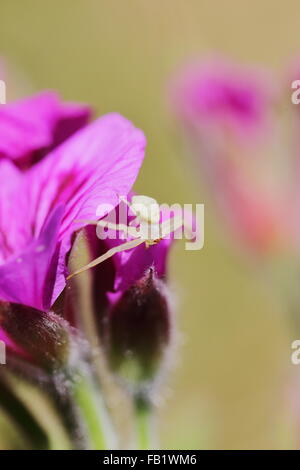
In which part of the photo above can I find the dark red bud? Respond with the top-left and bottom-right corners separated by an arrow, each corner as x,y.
0,301 -> 72,372
106,268 -> 172,385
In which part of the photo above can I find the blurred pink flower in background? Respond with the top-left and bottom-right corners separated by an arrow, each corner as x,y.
170,57 -> 294,257
170,55 -> 300,446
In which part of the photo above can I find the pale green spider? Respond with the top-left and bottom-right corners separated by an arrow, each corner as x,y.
67,195 -> 190,279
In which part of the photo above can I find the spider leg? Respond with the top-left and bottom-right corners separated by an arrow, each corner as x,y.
67,237 -> 145,279
75,219 -> 139,238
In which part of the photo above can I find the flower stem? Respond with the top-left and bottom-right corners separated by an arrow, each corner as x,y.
71,369 -> 115,450
52,367 -> 115,450
134,395 -> 155,450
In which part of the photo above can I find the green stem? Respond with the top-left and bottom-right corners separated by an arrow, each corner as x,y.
134,395 -> 154,450
72,370 -> 115,450
52,367 -> 115,450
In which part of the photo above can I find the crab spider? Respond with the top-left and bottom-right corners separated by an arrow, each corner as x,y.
67,195 -> 193,279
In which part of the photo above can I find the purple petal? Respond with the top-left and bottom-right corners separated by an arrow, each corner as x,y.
0,91 -> 90,168
0,160 -> 30,263
0,205 -> 64,310
113,240 -> 171,292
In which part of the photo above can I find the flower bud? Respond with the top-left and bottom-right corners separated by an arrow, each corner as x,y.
0,301 -> 72,372
105,268 -> 172,387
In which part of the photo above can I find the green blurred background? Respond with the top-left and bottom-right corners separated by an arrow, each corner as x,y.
1,0 -> 299,449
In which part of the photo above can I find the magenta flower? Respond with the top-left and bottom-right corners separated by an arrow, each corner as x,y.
0,93 -> 146,351
171,57 -> 288,255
